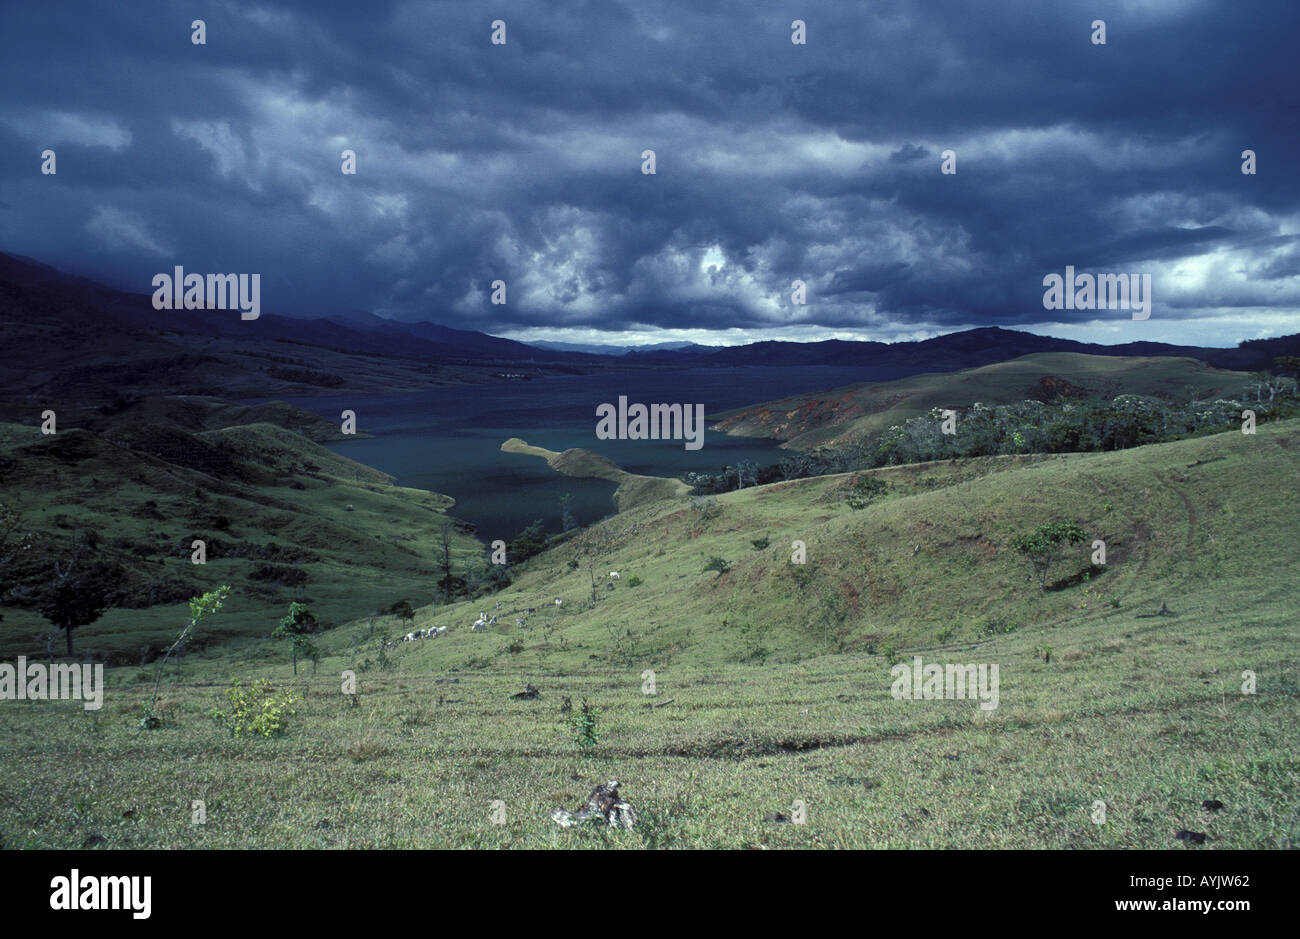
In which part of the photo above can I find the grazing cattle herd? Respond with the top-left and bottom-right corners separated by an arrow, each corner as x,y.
396,582 -> 620,642
402,625 -> 448,642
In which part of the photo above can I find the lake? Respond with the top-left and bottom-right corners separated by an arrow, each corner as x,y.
256,365 -> 914,541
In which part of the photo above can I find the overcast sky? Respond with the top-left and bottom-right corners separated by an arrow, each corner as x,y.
2,0 -> 1297,348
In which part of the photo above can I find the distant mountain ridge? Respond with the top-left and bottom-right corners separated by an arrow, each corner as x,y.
0,251 -> 582,364
2,251 -> 1297,398
625,326 -> 1300,372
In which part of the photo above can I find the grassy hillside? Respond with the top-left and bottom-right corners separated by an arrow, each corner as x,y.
2,419 -> 1294,848
0,397 -> 483,663
711,352 -> 1251,449
401,415 -> 1300,670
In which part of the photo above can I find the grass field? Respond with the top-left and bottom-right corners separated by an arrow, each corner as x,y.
2,417 -> 1295,849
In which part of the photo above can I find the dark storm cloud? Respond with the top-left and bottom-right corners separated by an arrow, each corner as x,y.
1,0 -> 1297,346
828,262 -> 914,296
889,144 -> 929,165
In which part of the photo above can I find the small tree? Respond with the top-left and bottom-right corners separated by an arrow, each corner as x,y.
36,553 -> 119,657
272,601 -> 320,676
559,492 -> 577,532
1010,521 -> 1088,589
141,585 -> 230,728
434,522 -> 462,600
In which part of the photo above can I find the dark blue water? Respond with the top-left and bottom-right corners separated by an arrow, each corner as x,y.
252,365 -> 912,540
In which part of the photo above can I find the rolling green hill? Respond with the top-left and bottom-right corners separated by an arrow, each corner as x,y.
711,352 -> 1252,449
1,411 -> 1294,849
0,397 -> 482,662
396,416 -> 1300,671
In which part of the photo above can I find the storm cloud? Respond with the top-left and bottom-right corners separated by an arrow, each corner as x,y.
1,0 -> 1297,347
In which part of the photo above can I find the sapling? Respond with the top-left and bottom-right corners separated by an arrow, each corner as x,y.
141,585 -> 230,729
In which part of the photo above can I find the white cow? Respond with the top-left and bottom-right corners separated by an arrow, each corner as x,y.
609,571 -> 620,580
472,614 -> 487,631
554,597 -> 563,608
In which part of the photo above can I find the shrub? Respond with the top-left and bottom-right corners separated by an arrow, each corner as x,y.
507,519 -> 549,563
1010,521 -> 1088,589
210,679 -> 301,738
842,473 -> 888,509
751,535 -> 771,551
688,496 -> 721,533
570,699 -> 599,748
702,556 -> 731,575
976,618 -> 1019,638
383,599 -> 414,621
626,574 -> 643,587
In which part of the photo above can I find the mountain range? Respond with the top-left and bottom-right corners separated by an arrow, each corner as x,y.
2,250 -> 1297,404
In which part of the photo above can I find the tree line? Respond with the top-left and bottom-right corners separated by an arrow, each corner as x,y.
685,365 -> 1300,495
